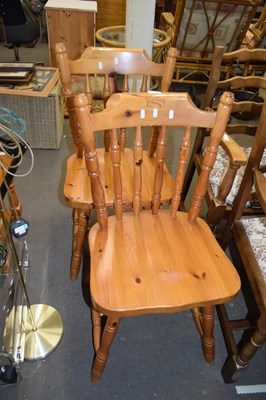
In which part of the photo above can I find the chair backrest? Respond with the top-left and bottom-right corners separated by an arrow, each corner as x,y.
56,44 -> 177,99
203,46 -> 266,110
219,96 -> 266,248
56,43 -> 177,156
181,47 -> 266,205
71,90 -> 233,227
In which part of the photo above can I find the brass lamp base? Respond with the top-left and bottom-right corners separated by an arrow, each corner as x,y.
4,304 -> 63,361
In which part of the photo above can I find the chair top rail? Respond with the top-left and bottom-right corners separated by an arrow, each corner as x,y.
56,42 -> 177,77
74,92 -> 224,132
217,76 -> 266,90
222,48 -> 266,63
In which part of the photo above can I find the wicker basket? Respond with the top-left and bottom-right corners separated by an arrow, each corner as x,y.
0,80 -> 65,149
95,25 -> 171,63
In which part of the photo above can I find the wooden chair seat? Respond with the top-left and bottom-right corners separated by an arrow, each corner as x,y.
208,146 -> 266,207
64,149 -> 174,209
90,210 -> 240,315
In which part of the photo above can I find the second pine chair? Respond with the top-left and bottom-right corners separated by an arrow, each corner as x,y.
56,43 -> 177,280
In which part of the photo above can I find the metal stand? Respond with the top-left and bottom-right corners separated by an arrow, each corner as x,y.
1,210 -> 64,361
4,303 -> 63,361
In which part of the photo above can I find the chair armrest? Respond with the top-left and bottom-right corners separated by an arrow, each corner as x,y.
160,12 -> 175,43
254,169 -> 266,213
160,12 -> 175,27
259,164 -> 266,174
220,133 -> 247,167
215,134 -> 247,204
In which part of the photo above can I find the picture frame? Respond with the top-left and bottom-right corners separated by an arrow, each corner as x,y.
0,62 -> 36,72
0,67 -> 59,97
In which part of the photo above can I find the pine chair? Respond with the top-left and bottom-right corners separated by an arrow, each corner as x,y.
55,43 -> 177,280
182,47 -> 266,230
215,98 -> 266,383
72,90 -> 240,382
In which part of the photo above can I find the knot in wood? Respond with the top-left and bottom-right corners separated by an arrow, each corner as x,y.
125,110 -> 132,117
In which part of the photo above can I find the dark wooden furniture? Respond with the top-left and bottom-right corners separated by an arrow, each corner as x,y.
182,47 -> 266,230
72,90 -> 240,382
56,43 -> 177,280
216,98 -> 266,383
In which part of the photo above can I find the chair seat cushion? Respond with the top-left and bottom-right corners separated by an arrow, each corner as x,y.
64,148 -> 174,208
209,146 -> 266,207
234,217 -> 266,307
89,210 -> 240,316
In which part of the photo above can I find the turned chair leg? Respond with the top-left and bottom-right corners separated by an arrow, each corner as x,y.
91,307 -> 102,352
191,306 -> 215,363
71,209 -> 90,280
222,311 -> 266,383
201,305 -> 215,363
91,316 -> 120,382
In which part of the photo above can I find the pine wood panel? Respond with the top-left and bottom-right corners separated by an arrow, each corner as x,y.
96,0 -> 126,31
46,8 -> 95,66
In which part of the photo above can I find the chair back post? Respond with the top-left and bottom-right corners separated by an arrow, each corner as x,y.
161,47 -> 178,91
181,46 -> 224,202
56,42 -> 89,157
254,170 -> 266,213
170,126 -> 191,216
72,94 -> 108,229
55,42 -> 73,97
188,91 -> 234,223
201,46 -> 224,110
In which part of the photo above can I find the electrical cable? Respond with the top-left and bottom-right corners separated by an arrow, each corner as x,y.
0,107 -> 34,178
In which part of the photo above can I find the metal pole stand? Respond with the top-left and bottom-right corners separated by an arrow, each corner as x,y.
4,303 -> 64,361
1,211 -> 64,362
